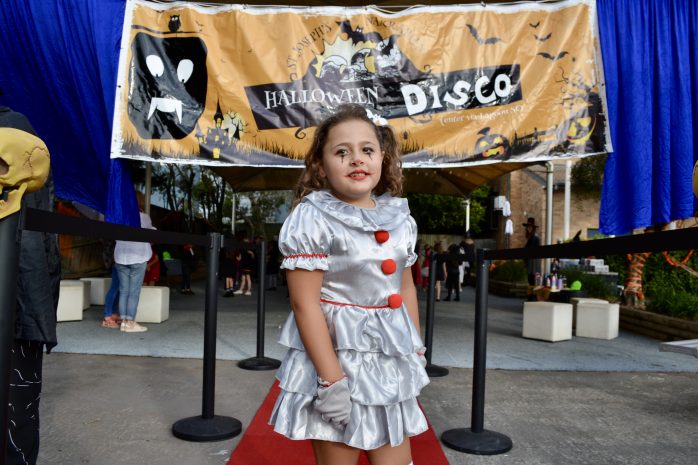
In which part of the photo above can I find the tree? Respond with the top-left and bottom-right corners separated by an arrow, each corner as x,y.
571,154 -> 607,198
406,184 -> 490,234
236,191 -> 290,238
193,168 -> 229,228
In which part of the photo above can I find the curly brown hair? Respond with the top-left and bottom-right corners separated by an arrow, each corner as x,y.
293,104 -> 403,205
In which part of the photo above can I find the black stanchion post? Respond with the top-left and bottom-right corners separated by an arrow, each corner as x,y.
239,240 -> 280,370
424,252 -> 449,377
441,248 -> 512,455
0,211 -> 21,460
173,232 -> 242,442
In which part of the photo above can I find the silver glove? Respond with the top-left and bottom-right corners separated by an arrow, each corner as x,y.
314,377 -> 352,427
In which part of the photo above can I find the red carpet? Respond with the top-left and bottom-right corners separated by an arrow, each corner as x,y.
228,381 -> 450,465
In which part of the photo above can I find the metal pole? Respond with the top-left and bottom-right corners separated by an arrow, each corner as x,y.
563,160 -> 571,240
441,248 -> 512,455
424,252 -> 448,377
202,232 -> 220,418
172,232 -> 242,442
545,162 -> 554,274
0,211 -> 21,460
231,191 -> 236,236
465,199 -> 471,233
238,240 -> 280,370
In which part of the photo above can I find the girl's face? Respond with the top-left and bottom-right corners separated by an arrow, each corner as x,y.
320,119 -> 383,208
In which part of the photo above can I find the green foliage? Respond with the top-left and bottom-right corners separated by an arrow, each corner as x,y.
490,260 -> 527,283
406,184 -> 490,234
571,154 -> 607,198
237,191 -> 290,238
590,250 -> 698,320
646,286 -> 698,321
560,268 -> 617,300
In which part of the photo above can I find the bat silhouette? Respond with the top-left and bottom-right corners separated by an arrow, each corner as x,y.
529,21 -> 540,28
535,32 -> 552,42
537,51 -> 569,61
337,20 -> 384,45
465,24 -> 502,45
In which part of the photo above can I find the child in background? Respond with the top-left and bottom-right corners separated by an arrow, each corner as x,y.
143,250 -> 160,286
269,104 -> 429,465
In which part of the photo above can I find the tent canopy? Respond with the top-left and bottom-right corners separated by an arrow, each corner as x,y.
212,161 -> 533,196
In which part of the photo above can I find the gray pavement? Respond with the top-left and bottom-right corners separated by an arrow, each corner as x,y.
39,282 -> 698,464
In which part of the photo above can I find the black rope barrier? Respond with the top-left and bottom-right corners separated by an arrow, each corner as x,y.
484,227 -> 698,261
237,239 -> 281,371
423,252 -> 449,377
441,226 -> 698,456
0,211 -> 22,460
10,208 -> 242,442
23,208 -> 207,246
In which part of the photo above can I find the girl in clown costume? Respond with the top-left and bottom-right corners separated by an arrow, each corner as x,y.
269,104 -> 429,465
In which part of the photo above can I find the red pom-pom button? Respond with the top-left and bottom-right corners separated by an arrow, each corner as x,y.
388,294 -> 403,309
381,259 -> 397,275
374,230 -> 389,244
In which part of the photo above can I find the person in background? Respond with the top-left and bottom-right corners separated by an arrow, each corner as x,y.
180,243 -> 196,295
266,239 -> 280,290
444,244 -> 462,301
235,240 -> 255,296
114,192 -> 154,332
523,217 -> 542,287
420,244 -> 431,291
221,247 -> 237,297
460,235 -> 474,287
143,249 -> 160,286
101,239 -> 121,328
433,241 -> 447,301
2,104 -> 61,465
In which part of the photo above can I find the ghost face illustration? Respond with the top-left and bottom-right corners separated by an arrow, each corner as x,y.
127,32 -> 208,139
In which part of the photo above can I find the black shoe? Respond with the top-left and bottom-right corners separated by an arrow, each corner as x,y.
444,297 -> 451,301
454,298 -> 460,301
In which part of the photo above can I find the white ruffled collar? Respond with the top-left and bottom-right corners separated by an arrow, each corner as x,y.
303,190 -> 410,232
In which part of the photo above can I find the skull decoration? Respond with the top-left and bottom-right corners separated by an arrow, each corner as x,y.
0,127 -> 50,219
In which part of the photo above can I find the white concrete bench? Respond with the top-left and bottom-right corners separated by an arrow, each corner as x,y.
575,301 -> 619,340
57,280 -> 86,322
523,302 -> 573,342
135,286 -> 170,323
80,277 -> 111,306
659,340 -> 698,357
570,298 -> 608,329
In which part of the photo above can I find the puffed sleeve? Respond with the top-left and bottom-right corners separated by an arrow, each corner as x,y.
279,202 -> 332,271
405,215 -> 418,268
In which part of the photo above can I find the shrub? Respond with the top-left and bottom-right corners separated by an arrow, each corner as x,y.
490,260 -> 527,283
646,287 -> 698,321
560,268 -> 617,301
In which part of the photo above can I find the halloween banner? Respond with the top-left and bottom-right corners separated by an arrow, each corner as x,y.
111,0 -> 611,168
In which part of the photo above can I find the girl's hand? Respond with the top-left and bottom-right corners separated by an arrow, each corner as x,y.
314,376 -> 351,427
417,346 -> 427,368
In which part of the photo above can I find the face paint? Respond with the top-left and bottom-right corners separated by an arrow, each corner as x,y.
127,32 -> 208,140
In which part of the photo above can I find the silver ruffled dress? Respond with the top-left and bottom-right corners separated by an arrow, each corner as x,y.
269,190 -> 430,450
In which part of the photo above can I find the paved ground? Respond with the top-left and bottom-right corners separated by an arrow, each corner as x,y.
37,281 -> 698,464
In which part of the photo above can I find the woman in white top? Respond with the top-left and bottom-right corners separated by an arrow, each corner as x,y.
114,194 -> 155,333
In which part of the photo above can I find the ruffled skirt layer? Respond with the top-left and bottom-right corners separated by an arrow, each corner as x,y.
269,303 -> 430,450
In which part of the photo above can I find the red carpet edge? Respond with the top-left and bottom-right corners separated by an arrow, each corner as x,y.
228,380 -> 449,465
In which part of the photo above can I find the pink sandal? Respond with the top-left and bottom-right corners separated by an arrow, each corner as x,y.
101,317 -> 119,329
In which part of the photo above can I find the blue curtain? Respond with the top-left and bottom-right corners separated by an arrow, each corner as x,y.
1,0 -> 696,232
598,0 -> 698,235
0,0 -> 138,226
